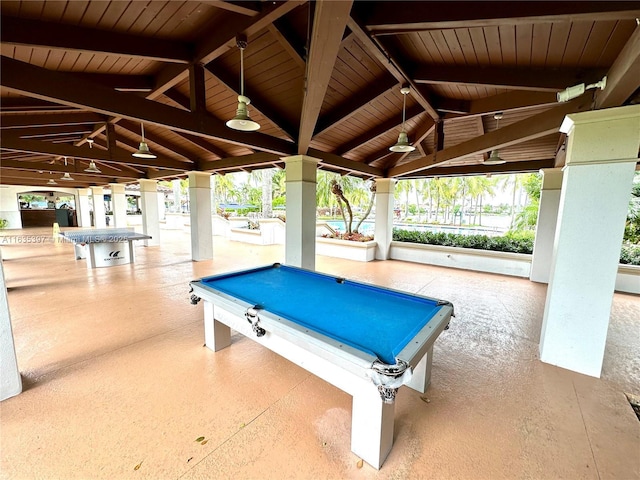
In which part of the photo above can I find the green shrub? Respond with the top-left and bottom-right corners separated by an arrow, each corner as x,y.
0,218 -> 7,229
393,228 -> 640,264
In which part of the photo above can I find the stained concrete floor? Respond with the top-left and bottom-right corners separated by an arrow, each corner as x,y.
1,226 -> 638,479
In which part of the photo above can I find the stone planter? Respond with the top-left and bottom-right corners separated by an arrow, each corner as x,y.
316,237 -> 377,262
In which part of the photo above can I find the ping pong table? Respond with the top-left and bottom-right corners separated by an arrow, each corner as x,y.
59,228 -> 151,268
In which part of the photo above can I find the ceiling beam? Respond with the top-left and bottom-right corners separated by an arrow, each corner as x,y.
200,1 -> 261,16
9,125 -> 93,139
1,56 -> 296,156
388,97 -> 591,177
267,24 -> 306,70
360,2 -> 640,34
1,136 -> 191,171
0,98 -> 80,113
175,132 -> 229,159
455,91 -> 559,117
595,25 -> 640,109
0,112 -> 105,129
400,159 -> 556,179
347,17 -> 439,121
413,65 -> 608,92
1,160 -> 143,179
199,152 -> 280,171
298,0 -> 354,154
307,148 -> 383,177
0,16 -> 192,63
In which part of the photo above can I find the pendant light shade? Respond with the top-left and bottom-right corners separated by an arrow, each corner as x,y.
390,87 -> 415,152
227,36 -> 260,132
84,160 -> 102,173
133,123 -> 156,158
483,112 -> 506,165
60,157 -> 74,181
47,177 -> 57,185
484,149 -> 506,165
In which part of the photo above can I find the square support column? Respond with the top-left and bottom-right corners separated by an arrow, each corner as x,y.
374,178 -> 396,260
540,105 -> 640,377
283,155 -> 318,270
76,188 -> 92,228
529,169 -> 563,283
139,179 -> 160,246
110,183 -> 127,228
188,171 -> 213,261
0,249 -> 21,401
91,186 -> 106,228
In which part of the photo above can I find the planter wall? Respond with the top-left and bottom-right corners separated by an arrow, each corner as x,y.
390,241 -> 639,294
230,228 -> 264,245
316,237 -> 377,262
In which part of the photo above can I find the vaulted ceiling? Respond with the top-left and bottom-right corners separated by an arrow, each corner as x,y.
1,1 -> 639,188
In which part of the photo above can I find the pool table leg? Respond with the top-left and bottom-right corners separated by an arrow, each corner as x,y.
203,301 -> 231,351
406,345 -> 433,394
351,384 -> 395,469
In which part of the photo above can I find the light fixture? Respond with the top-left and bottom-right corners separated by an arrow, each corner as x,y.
84,160 -> 102,174
226,35 -> 260,132
132,123 -> 156,158
47,175 -> 57,185
557,76 -> 606,102
60,157 -> 75,180
390,86 -> 415,152
87,138 -> 94,148
484,113 -> 507,165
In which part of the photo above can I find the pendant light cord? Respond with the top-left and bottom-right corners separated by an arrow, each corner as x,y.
141,123 -> 145,142
401,92 -> 407,132
240,46 -> 245,97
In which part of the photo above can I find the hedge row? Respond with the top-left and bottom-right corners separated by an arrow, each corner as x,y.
392,229 -> 640,265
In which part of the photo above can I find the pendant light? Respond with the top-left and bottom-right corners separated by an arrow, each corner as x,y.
60,157 -> 74,181
484,112 -> 506,165
390,86 -> 415,153
133,123 -> 156,158
84,160 -> 102,173
47,174 -> 57,186
226,35 -> 260,132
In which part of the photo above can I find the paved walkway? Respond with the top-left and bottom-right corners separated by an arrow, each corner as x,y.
1,227 -> 638,479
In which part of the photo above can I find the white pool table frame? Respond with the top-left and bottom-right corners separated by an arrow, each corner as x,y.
189,279 -> 452,469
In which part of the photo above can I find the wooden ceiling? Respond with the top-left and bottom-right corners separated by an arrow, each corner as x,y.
1,1 -> 639,188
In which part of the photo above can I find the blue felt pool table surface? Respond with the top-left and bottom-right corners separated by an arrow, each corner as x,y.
197,264 -> 447,365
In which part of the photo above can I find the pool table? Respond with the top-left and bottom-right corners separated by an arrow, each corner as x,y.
189,263 -> 454,469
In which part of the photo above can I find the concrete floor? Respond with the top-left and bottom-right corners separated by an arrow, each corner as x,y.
1,226 -> 638,479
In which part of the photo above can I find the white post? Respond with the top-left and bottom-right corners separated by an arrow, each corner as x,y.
0,249 -> 22,401
540,105 -> 640,377
529,169 -> 563,283
188,171 -> 213,261
91,186 -> 106,228
374,178 -> 396,260
110,183 -> 127,228
76,188 -> 92,228
139,179 -> 160,246
283,155 -> 318,270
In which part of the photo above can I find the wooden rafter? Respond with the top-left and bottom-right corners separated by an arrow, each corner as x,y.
596,25 -> 640,109
0,112 -> 105,129
298,0 -> 354,154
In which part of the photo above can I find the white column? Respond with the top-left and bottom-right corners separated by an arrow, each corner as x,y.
529,169 -> 563,283
188,171 -> 213,261
374,178 -> 396,260
76,188 -> 92,227
91,186 -> 106,228
139,179 -> 160,246
0,249 -> 22,401
540,105 -> 640,377
284,155 -> 318,270
110,183 -> 127,228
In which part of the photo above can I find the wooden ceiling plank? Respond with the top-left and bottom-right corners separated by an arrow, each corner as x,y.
314,76 -> 398,136
595,25 -> 640,109
74,73 -> 155,92
1,57 -> 296,156
413,65 -> 609,91
297,0 -> 354,154
267,24 -> 306,70
360,2 -> 640,33
388,97 -> 590,177
175,132 -> 229,159
0,16 -> 192,63
199,152 -> 279,171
